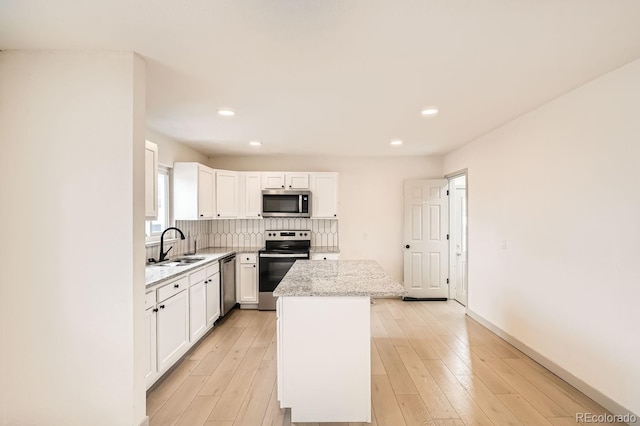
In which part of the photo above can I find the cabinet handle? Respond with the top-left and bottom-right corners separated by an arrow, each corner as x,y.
152,308 -> 158,313
324,257 -> 327,260
258,213 -> 261,216
174,284 -> 179,288
281,185 -> 285,188
253,265 -> 256,268
200,214 -> 203,217
217,213 -> 220,217
405,244 -> 410,249
289,185 -> 292,188
334,214 -> 337,217
159,305 -> 165,309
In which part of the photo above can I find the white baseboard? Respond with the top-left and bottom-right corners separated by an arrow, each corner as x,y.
466,308 -> 638,425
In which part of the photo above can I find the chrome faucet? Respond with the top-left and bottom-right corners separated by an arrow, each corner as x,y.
159,227 -> 186,262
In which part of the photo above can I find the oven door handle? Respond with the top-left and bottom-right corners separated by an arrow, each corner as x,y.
259,253 -> 308,258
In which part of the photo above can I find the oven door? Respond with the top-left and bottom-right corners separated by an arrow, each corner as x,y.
259,253 -> 308,292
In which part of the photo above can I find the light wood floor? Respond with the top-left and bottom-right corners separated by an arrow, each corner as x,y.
147,298 -> 612,426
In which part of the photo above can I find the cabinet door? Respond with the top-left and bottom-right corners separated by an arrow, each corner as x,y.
156,289 -> 189,372
286,173 -> 309,189
262,172 -> 285,189
144,306 -> 157,387
198,166 -> 215,219
244,173 -> 263,218
206,272 -> 221,327
311,172 -> 339,218
189,281 -> 207,341
216,170 -> 239,218
144,141 -> 158,219
239,263 -> 258,303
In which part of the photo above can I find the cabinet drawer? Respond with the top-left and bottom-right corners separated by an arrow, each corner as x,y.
206,262 -> 220,276
145,291 -> 156,310
158,276 -> 188,302
239,253 -> 257,264
310,253 -> 340,261
189,268 -> 206,286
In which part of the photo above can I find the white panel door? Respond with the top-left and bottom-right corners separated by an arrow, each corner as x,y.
198,166 -> 215,219
310,172 -> 339,218
156,289 -> 189,372
239,263 -> 258,303
216,170 -> 239,218
262,172 -> 286,189
403,179 -> 449,299
206,272 -> 221,327
286,173 -> 309,189
144,306 -> 157,387
449,176 -> 468,306
244,173 -> 263,218
189,281 -> 207,341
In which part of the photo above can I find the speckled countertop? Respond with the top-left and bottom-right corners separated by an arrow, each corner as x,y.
145,246 -> 263,289
309,246 -> 341,253
273,260 -> 405,297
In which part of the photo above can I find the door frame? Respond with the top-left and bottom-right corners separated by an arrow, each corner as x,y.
445,169 -> 469,310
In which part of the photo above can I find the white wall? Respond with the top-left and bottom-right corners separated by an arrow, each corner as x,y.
0,51 -> 146,425
146,128 -> 208,166
209,156 -> 442,281
444,59 -> 640,415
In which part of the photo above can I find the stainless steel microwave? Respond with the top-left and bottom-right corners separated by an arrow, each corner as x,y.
262,190 -> 311,217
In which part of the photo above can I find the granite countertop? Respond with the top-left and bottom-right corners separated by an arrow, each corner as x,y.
273,259 -> 405,297
309,246 -> 341,253
145,246 -> 263,289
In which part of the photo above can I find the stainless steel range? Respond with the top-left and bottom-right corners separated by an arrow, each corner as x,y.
258,230 -> 311,310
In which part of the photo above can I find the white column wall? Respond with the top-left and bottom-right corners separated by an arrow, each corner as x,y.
444,59 -> 640,415
0,51 -> 146,425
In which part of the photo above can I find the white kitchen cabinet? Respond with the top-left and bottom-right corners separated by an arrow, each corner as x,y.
144,304 -> 157,387
310,172 -> 339,218
237,253 -> 258,305
241,172 -> 263,218
205,263 -> 221,327
144,141 -> 158,219
262,172 -> 309,190
174,162 -> 216,220
156,277 -> 189,373
189,268 -> 207,342
277,296 -> 371,422
215,169 -> 239,218
310,253 -> 340,261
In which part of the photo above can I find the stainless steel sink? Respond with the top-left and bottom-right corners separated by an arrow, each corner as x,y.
149,256 -> 206,267
175,256 -> 206,264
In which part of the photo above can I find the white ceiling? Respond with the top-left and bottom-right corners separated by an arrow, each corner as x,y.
3,1 -> 640,157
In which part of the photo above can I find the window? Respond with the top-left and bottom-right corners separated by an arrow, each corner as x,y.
146,166 -> 171,241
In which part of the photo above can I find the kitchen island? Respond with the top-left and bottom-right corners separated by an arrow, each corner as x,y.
273,260 -> 405,423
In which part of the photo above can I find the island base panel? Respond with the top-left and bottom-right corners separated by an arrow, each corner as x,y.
277,296 -> 371,423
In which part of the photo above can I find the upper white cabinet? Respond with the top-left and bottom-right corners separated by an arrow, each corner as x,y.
241,172 -> 263,219
174,162 -> 216,220
215,170 -> 239,218
144,141 -> 158,219
310,172 -> 339,218
262,172 -> 309,190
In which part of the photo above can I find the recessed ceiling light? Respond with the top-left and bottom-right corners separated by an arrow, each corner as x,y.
217,109 -> 235,117
390,140 -> 403,146
249,141 -> 262,146
421,107 -> 439,117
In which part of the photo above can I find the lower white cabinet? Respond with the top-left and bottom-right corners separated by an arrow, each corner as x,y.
156,285 -> 189,372
310,253 -> 340,261
205,264 -> 221,327
238,253 -> 258,305
144,305 -> 157,388
146,261 -> 223,389
189,281 -> 207,342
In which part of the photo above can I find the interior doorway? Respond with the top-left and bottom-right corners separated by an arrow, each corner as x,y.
448,174 -> 468,306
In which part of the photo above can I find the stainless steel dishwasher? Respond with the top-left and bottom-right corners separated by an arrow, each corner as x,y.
220,254 -> 237,317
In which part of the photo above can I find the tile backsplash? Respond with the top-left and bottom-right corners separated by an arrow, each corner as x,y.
146,219 -> 338,261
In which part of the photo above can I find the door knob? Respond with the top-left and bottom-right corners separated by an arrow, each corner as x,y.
405,244 -> 410,249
